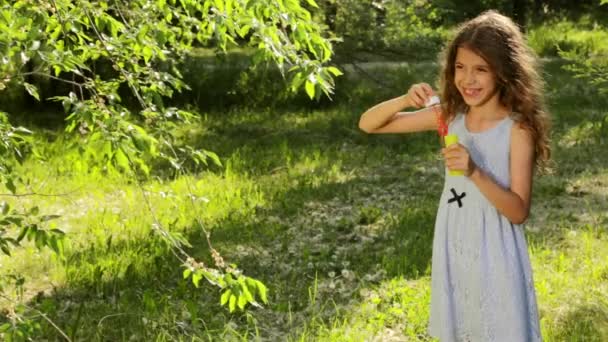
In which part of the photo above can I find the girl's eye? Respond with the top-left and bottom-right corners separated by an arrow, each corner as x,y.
455,65 -> 463,69
477,68 -> 488,72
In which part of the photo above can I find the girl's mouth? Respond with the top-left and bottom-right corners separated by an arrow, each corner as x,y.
463,88 -> 482,98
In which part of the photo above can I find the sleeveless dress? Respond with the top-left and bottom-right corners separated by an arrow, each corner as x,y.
428,113 -> 542,342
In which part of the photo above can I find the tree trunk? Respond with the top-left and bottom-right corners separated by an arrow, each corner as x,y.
323,0 -> 337,32
533,0 -> 543,23
512,0 -> 528,32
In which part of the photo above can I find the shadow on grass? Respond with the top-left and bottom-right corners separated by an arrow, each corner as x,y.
0,132 -> 440,340
530,134 -> 608,242
206,174 -> 437,284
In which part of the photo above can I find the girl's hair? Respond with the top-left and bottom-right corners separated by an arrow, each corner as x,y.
438,10 -> 551,172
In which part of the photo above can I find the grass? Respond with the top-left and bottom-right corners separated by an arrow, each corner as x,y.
0,58 -> 607,341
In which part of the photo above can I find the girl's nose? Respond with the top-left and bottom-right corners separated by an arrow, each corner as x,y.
464,72 -> 477,85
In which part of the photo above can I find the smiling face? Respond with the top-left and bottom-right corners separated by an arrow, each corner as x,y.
454,47 -> 499,108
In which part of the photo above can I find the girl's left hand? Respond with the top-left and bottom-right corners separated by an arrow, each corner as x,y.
441,143 -> 477,177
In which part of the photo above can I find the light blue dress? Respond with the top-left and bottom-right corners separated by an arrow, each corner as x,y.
428,113 -> 542,341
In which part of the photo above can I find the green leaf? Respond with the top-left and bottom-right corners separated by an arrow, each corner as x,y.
5,178 -> 16,194
1,244 -> 10,256
327,66 -> 343,76
14,126 -> 33,135
290,71 -> 305,92
237,293 -> 247,309
228,294 -> 236,312
204,150 -> 222,167
220,289 -> 231,305
242,284 -> 254,302
16,227 -> 28,242
40,215 -> 61,222
114,147 -> 130,171
24,83 -> 40,101
49,236 -> 60,254
183,268 -> 192,279
35,230 -> 47,249
26,224 -> 38,241
102,141 -> 113,160
306,0 -> 319,8
3,216 -> 23,226
238,25 -> 251,38
55,238 -> 65,256
49,229 -> 66,235
304,80 -> 315,99
225,0 -> 233,15
192,271 -> 203,288
256,280 -> 268,303
142,46 -> 153,63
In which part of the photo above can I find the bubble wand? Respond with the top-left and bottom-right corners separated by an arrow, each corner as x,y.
426,95 -> 463,176
425,96 -> 446,140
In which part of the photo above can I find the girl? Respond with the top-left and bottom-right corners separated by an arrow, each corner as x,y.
358,10 -> 550,342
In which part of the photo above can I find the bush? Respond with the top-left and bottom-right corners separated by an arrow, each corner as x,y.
527,16 -> 608,57
329,0 -> 448,62
175,49 -> 323,110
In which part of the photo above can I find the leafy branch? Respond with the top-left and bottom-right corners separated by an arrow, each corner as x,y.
0,0 -> 339,315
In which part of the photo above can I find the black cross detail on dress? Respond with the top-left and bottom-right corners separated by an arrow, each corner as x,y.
448,188 -> 466,208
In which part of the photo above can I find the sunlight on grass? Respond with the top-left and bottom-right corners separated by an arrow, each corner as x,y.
531,225 -> 608,341
296,277 -> 434,342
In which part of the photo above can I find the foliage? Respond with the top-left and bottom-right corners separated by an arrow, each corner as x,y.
314,0 -> 608,63
560,43 -> 608,95
0,0 -> 341,321
0,0 -> 339,174
555,6 -> 608,135
382,1 -> 446,53
527,16 -> 608,57
0,108 -> 64,264
0,202 -> 65,256
318,0 -> 446,60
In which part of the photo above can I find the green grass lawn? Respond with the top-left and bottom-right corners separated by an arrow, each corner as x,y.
1,59 -> 607,341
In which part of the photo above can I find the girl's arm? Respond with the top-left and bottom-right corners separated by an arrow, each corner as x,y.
359,83 -> 438,134
443,125 -> 534,224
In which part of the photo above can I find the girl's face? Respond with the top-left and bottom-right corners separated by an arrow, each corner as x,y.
454,47 -> 498,108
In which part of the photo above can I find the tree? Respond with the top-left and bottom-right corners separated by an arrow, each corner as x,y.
0,0 -> 340,318
512,0 -> 527,31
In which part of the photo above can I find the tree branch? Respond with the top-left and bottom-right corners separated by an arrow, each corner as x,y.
0,189 -> 81,198
18,72 -> 86,92
338,54 -> 400,91
0,292 -> 72,342
83,7 -> 148,110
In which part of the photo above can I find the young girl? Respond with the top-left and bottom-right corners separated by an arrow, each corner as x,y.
359,10 -> 550,341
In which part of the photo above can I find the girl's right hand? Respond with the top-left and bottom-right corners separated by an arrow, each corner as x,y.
406,83 -> 435,108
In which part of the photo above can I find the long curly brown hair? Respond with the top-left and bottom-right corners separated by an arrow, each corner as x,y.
438,10 -> 551,172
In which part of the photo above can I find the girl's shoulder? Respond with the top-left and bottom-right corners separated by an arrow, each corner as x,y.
507,112 -> 529,132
